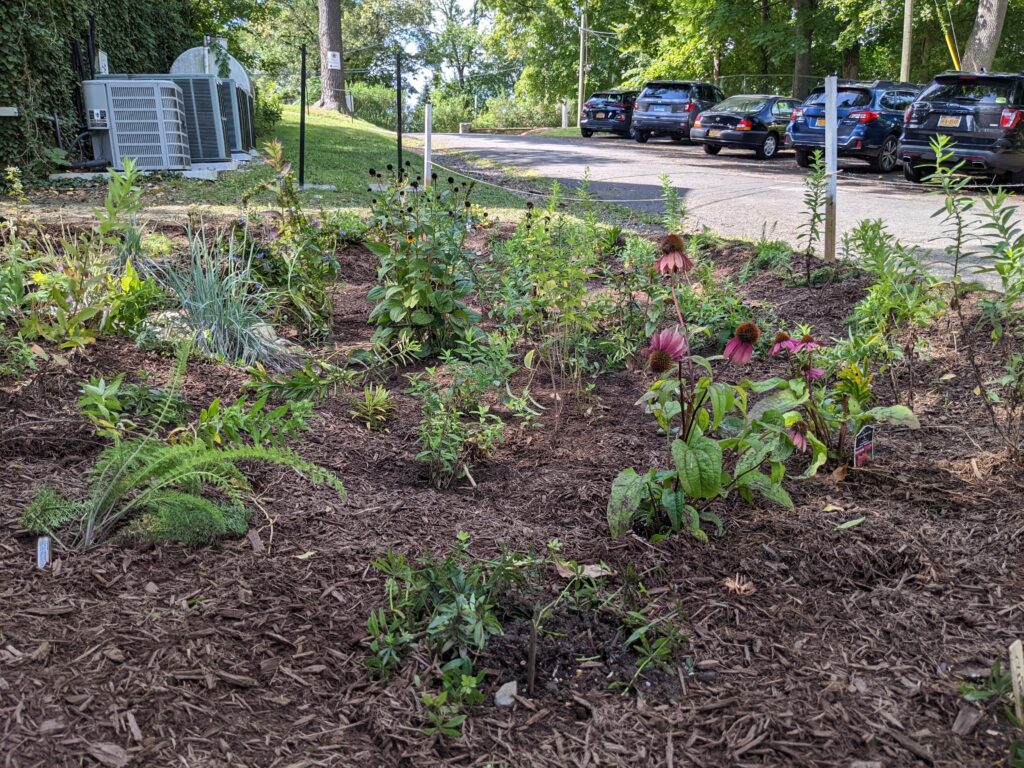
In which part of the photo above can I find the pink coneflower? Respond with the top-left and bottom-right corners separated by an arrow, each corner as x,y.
803,367 -> 825,382
643,328 -> 689,374
770,332 -> 797,357
657,250 -> 693,275
724,322 -> 760,366
792,333 -> 821,352
656,234 -> 692,275
788,422 -> 809,453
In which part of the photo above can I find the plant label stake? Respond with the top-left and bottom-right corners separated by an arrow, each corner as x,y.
854,425 -> 875,467
36,536 -> 51,570
1010,639 -> 1024,725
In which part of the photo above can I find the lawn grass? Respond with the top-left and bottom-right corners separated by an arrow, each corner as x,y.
165,105 -> 534,218
536,127 -> 584,138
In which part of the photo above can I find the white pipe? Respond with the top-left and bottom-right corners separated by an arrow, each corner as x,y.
424,102 -> 433,187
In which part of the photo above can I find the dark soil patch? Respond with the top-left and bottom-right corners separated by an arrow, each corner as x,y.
2,244 -> 1023,768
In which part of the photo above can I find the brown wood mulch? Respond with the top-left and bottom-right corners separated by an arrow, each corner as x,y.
2,241 -> 1023,767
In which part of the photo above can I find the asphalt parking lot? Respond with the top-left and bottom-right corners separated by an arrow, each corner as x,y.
430,131 -> 1023,279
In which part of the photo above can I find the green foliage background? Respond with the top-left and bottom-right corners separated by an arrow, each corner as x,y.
0,0 -> 198,170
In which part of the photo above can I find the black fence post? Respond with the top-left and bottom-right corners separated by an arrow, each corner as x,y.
396,50 -> 403,177
299,44 -> 307,188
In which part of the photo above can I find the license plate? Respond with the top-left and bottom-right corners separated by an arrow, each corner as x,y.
595,112 -> 605,119
706,129 -> 719,138
938,115 -> 962,128
652,105 -> 668,112
814,118 -> 826,127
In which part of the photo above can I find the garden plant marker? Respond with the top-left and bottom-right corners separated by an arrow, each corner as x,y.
854,425 -> 875,467
1010,639 -> 1024,725
35,537 -> 50,570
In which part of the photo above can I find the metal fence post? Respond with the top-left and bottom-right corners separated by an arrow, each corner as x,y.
299,44 -> 306,188
824,74 -> 838,262
423,102 -> 432,187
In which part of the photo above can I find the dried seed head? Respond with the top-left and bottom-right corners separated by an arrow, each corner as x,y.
736,322 -> 761,345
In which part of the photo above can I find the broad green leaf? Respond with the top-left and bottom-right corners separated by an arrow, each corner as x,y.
672,435 -> 722,500
836,517 -> 866,530
607,468 -> 645,537
860,405 -> 920,429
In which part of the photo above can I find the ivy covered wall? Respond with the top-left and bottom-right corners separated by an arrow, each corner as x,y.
0,0 -> 198,171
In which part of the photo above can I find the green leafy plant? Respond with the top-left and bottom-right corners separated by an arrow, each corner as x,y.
366,172 -> 480,353
348,384 -> 393,431
186,395 -> 313,449
94,158 -> 144,268
0,333 -> 35,380
414,387 -> 504,488
78,374 -> 136,440
799,149 -> 827,283
21,346 -> 344,549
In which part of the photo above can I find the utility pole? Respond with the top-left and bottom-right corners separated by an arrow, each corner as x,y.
900,0 -> 913,81
824,75 -> 838,263
577,6 -> 587,127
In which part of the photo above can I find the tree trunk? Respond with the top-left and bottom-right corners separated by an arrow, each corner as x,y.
760,0 -> 771,76
316,0 -> 349,114
961,0 -> 1008,72
792,0 -> 813,99
841,43 -> 860,79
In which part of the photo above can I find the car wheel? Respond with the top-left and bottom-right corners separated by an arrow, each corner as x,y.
703,144 -> 722,155
871,135 -> 899,173
635,130 -> 650,144
795,149 -> 811,168
1000,169 -> 1024,186
581,129 -> 594,138
903,161 -> 925,183
756,133 -> 779,160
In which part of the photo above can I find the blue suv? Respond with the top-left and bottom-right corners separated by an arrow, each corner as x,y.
786,80 -> 920,172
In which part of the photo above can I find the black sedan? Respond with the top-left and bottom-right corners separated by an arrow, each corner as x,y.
690,94 -> 797,159
580,91 -> 638,138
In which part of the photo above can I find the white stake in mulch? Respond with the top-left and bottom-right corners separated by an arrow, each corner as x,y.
824,74 -> 838,263
36,536 -> 50,570
423,102 -> 433,188
1010,639 -> 1024,725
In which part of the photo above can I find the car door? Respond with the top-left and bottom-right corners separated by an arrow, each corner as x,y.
771,99 -> 793,131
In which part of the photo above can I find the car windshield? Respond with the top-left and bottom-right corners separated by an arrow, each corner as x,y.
922,79 -> 1016,104
714,96 -> 768,113
587,93 -> 625,104
805,88 -> 871,108
640,85 -> 691,100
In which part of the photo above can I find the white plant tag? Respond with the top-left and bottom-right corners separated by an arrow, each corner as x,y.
36,537 -> 51,570
1009,639 -> 1024,725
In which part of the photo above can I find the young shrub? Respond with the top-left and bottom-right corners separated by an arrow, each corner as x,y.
365,172 -> 480,354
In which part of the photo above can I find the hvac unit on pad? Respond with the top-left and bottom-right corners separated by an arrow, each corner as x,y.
83,79 -> 191,171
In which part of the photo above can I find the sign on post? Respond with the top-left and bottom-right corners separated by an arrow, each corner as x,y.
327,51 -> 341,70
824,75 -> 838,262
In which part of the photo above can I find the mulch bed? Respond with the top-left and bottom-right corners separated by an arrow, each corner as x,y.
2,238 -> 1023,768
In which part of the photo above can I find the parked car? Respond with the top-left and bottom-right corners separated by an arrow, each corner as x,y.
580,91 -> 639,138
690,94 -> 797,159
785,80 -> 920,172
901,72 -> 1024,183
632,81 -> 725,143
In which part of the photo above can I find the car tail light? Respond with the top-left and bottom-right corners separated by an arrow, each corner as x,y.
1000,108 -> 1022,130
694,115 -> 702,128
904,106 -> 913,126
633,100 -> 639,110
736,118 -> 752,131
790,107 -> 804,121
848,110 -> 880,124
683,102 -> 696,113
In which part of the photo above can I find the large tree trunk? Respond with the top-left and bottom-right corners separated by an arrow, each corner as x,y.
316,0 -> 349,114
841,43 -> 860,80
760,0 -> 771,76
792,0 -> 813,99
961,0 -> 1008,72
